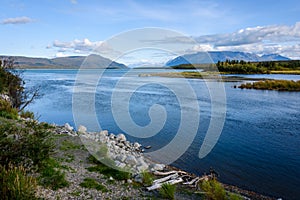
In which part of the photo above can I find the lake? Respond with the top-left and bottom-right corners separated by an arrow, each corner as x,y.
24,69 -> 300,200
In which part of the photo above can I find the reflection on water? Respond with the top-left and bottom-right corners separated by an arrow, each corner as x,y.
24,69 -> 300,199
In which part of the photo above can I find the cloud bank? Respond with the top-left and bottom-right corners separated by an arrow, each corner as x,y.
49,22 -> 300,60
1,16 -> 34,24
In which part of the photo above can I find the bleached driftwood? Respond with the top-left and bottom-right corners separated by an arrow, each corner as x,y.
183,177 -> 200,185
153,170 -> 187,176
153,173 -> 178,184
147,178 -> 183,190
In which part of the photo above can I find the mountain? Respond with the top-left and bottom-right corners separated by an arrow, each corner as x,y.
259,54 -> 291,61
165,51 -> 290,66
1,54 -> 127,69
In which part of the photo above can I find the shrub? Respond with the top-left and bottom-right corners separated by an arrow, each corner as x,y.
0,164 -> 38,200
20,110 -> 35,119
0,99 -> 18,119
0,119 -> 53,169
200,179 -> 243,200
159,183 -> 176,200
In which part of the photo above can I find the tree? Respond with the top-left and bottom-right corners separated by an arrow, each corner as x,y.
0,57 -> 41,112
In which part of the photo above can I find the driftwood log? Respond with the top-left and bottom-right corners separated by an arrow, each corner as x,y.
147,169 -> 213,191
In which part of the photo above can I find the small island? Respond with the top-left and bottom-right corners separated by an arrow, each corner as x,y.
238,80 -> 300,91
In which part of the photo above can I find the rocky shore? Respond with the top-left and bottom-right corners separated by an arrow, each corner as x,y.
34,123 -> 276,200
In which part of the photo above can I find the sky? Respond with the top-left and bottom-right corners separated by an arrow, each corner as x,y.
1,0 -> 300,65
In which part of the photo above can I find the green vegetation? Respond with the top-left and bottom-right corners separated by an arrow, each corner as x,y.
200,179 -> 242,200
79,178 -> 108,192
239,80 -> 300,91
38,157 -> 69,190
87,155 -> 131,181
141,171 -> 154,186
0,57 -> 40,112
159,183 -> 176,200
0,99 -> 18,119
0,165 -> 38,200
0,119 -> 53,168
59,140 -> 83,151
172,60 -> 300,74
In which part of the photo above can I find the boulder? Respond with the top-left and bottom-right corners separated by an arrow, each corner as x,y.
100,130 -> 108,136
134,142 -> 141,149
77,125 -> 87,133
64,123 -> 74,131
125,155 -> 137,166
150,163 -> 165,171
109,133 -> 115,140
116,133 -> 126,142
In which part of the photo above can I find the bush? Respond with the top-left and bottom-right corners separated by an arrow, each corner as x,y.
200,179 -> 242,200
20,110 -> 35,119
159,183 -> 176,200
0,119 -> 53,169
0,164 -> 38,200
0,99 -> 18,119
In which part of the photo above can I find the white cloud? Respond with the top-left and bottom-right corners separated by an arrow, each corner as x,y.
1,16 -> 34,24
51,38 -> 114,55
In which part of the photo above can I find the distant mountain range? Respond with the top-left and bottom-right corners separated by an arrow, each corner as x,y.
165,51 -> 291,66
0,54 -> 127,69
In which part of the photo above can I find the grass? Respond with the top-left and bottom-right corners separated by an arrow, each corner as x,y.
0,164 -> 38,200
141,171 -> 153,186
159,183 -> 176,200
87,155 -> 131,181
38,157 -> 69,190
79,178 -> 108,192
59,140 -> 83,151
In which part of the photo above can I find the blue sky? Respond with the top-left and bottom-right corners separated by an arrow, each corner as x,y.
1,0 -> 300,64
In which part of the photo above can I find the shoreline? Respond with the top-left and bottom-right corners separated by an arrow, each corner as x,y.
48,123 -> 276,200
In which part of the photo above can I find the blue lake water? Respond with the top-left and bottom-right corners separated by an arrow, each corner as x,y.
24,69 -> 300,200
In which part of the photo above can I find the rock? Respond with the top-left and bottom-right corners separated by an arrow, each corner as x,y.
109,133 -> 115,139
134,142 -> 141,149
127,179 -> 133,184
125,155 -> 137,166
78,125 -> 87,133
116,133 -> 126,142
116,155 -> 127,162
134,174 -> 143,183
100,130 -> 108,136
64,123 -> 73,131
150,163 -> 165,171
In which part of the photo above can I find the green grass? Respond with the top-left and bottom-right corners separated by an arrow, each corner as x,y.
87,155 -> 131,181
159,183 -> 176,200
79,178 -> 108,192
59,140 -> 83,151
38,158 -> 69,190
0,164 -> 38,200
141,171 -> 153,186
